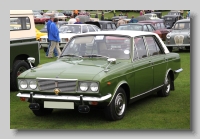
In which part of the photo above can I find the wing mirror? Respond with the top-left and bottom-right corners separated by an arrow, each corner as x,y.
27,57 -> 35,69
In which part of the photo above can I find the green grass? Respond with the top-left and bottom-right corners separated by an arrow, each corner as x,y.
10,49 -> 190,129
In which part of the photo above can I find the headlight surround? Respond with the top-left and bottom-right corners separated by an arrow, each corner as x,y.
80,82 -> 89,92
19,80 -> 28,89
90,82 -> 99,92
166,33 -> 171,39
29,80 -> 37,89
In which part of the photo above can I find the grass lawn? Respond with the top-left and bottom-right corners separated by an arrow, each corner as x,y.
10,10 -> 190,130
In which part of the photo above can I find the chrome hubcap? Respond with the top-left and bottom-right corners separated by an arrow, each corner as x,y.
115,93 -> 125,116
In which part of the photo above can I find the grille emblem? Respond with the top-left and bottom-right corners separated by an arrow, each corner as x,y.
54,88 -> 60,95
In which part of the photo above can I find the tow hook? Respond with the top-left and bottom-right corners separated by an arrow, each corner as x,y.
78,95 -> 90,113
28,92 -> 40,110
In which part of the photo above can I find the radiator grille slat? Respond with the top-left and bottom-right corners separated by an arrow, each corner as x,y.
37,79 -> 77,92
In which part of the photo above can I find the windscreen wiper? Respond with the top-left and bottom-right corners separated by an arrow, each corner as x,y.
83,54 -> 109,59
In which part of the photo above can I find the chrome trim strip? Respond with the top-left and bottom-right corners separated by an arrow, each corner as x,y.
16,93 -> 112,102
175,68 -> 183,73
36,78 -> 78,81
165,44 -> 190,47
130,85 -> 163,99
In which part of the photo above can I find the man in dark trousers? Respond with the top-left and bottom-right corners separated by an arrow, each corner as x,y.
46,14 -> 58,57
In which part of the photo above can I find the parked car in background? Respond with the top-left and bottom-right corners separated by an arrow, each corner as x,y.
152,12 -> 162,18
10,10 -> 40,91
45,10 -> 59,14
138,19 -> 170,41
16,31 -> 183,121
35,28 -> 47,41
33,12 -> 42,18
144,13 -> 160,20
39,21 -> 68,33
40,24 -> 100,51
162,10 -> 184,29
54,13 -> 67,21
116,23 -> 163,40
75,15 -> 91,23
34,15 -> 50,24
33,10 -> 44,15
165,19 -> 190,52
61,10 -> 73,17
85,21 -> 117,31
135,15 -> 151,21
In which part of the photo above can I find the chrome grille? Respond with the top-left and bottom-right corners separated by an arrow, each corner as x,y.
37,79 -> 77,92
174,35 -> 184,45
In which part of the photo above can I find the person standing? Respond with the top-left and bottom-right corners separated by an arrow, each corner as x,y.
46,15 -> 58,57
68,15 -> 76,24
117,17 -> 126,27
140,10 -> 143,16
101,13 -> 104,20
95,13 -> 98,18
119,12 -> 123,16
129,15 -> 138,23
48,18 -> 62,58
74,18 -> 82,24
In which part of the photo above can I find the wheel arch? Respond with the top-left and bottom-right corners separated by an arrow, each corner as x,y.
166,68 -> 175,90
108,81 -> 130,106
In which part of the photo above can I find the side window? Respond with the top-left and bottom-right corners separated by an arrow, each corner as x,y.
145,36 -> 161,56
134,37 -> 147,59
156,23 -> 161,29
147,25 -> 154,32
10,17 -> 31,31
87,25 -> 95,32
143,25 -> 148,31
107,23 -> 112,29
133,44 -> 138,60
111,23 -> 116,29
160,23 -> 165,29
82,25 -> 88,33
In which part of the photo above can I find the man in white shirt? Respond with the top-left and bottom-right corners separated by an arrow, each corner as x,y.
68,16 -> 76,24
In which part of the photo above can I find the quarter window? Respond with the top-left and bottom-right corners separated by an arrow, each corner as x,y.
82,25 -> 88,33
145,36 -> 161,56
134,37 -> 147,59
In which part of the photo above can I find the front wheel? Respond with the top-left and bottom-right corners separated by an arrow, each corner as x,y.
104,87 -> 127,121
157,74 -> 171,97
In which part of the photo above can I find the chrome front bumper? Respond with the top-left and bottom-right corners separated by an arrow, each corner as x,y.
16,93 -> 112,102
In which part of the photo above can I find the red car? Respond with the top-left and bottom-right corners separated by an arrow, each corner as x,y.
138,19 -> 170,41
34,15 -> 50,24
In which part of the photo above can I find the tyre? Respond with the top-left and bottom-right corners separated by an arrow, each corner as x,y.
167,47 -> 173,52
10,60 -> 30,91
104,87 -> 127,121
32,103 -> 53,116
157,74 -> 171,97
43,47 -> 47,52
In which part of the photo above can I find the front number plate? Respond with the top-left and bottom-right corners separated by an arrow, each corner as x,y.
44,101 -> 74,109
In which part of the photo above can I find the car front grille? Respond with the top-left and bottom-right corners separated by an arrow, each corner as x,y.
37,79 -> 77,93
174,35 -> 184,45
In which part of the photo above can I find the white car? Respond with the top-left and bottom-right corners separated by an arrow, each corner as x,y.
40,24 -> 101,52
144,13 -> 160,20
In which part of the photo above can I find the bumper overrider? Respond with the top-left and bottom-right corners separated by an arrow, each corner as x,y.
16,92 -> 112,113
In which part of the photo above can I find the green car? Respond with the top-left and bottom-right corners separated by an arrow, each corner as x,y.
16,31 -> 183,121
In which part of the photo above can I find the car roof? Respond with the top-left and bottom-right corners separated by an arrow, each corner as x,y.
60,24 -> 92,26
139,20 -> 164,23
70,30 -> 157,37
176,19 -> 190,22
126,23 -> 151,25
